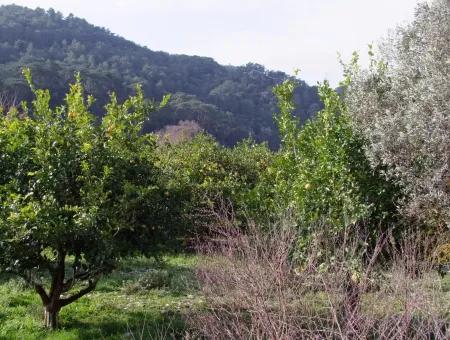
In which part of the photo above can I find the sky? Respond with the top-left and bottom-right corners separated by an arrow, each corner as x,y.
1,0 -> 422,85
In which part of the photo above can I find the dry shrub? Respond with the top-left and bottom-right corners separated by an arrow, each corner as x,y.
187,213 -> 450,339
0,92 -> 18,113
156,120 -> 203,145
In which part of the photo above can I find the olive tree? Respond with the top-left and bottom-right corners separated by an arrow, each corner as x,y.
0,69 -> 169,329
344,0 -> 450,230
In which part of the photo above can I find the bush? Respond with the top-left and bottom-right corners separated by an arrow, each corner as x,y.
121,260 -> 198,295
123,269 -> 171,293
187,215 -> 450,339
156,133 -> 272,237
256,78 -> 399,253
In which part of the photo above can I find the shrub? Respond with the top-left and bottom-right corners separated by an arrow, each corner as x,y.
187,215 -> 450,339
156,134 -> 272,237
435,244 -> 450,262
433,243 -> 450,277
257,78 -> 399,253
123,269 -> 171,293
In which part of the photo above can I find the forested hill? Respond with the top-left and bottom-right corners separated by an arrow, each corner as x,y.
0,5 -> 322,147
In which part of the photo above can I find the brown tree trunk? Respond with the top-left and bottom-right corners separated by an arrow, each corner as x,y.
42,249 -> 65,329
35,249 -> 99,329
44,307 -> 59,329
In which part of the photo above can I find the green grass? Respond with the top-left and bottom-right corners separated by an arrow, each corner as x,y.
441,274 -> 450,293
0,254 -> 200,339
2,254 -> 448,339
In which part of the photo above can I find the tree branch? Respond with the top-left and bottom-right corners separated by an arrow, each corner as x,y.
34,284 -> 50,305
60,279 -> 98,307
62,268 -> 104,293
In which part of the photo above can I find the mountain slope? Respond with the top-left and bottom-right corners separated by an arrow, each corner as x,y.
0,5 -> 322,147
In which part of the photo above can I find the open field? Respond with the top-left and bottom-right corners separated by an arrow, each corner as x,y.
0,255 -> 200,340
1,251 -> 450,339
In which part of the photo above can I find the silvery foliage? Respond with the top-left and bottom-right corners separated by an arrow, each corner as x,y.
344,0 -> 450,229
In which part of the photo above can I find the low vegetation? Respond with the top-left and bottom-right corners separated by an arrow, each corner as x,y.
188,218 -> 450,339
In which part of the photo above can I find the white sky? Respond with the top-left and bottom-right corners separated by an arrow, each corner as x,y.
1,0 -> 421,85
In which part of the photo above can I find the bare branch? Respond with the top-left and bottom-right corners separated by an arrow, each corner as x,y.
60,278 -> 99,307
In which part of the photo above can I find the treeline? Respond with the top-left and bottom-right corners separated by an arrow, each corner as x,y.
0,4 -> 322,148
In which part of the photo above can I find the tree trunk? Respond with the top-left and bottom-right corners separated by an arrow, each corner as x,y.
44,308 -> 58,329
41,248 -> 65,329
44,303 -> 60,329
36,249 -> 99,329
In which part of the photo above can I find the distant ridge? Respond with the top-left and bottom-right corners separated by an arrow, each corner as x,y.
0,5 -> 322,147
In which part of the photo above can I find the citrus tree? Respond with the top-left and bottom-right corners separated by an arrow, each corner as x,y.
0,69 -> 169,329
156,133 -> 272,236
263,77 -> 398,255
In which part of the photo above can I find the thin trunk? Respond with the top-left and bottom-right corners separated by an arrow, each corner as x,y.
37,249 -> 100,329
42,248 -> 65,329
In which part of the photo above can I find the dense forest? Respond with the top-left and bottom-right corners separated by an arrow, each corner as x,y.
0,5 -> 322,147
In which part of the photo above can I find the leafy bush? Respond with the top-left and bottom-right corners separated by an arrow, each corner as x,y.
156,133 -> 272,237
123,269 -> 171,293
255,78 -> 399,253
121,258 -> 198,295
433,243 -> 450,277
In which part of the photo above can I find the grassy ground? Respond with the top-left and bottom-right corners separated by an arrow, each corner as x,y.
2,253 -> 449,340
0,254 -> 200,340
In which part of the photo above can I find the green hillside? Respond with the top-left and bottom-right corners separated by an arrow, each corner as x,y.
0,5 -> 322,147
